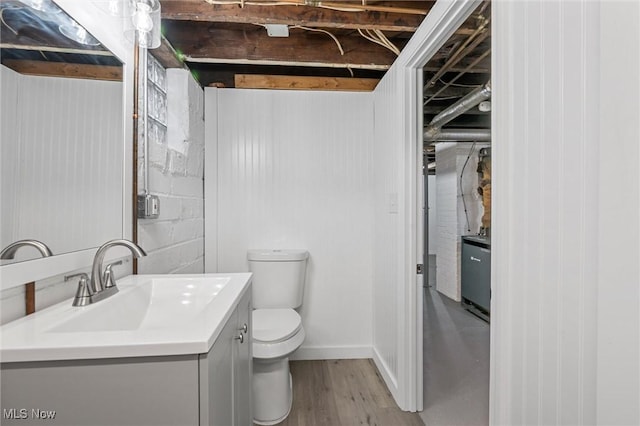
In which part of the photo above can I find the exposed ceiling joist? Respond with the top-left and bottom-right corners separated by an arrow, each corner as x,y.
2,59 -> 122,81
0,43 -> 112,57
160,1 -> 428,32
166,22 -> 400,70
234,74 -> 379,91
150,36 -> 185,69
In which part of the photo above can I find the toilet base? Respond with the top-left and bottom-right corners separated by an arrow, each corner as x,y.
253,357 -> 294,425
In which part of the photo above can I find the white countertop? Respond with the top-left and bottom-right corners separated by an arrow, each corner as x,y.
0,273 -> 252,363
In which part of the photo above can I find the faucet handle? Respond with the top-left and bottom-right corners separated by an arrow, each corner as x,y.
103,260 -> 123,289
65,272 -> 89,283
65,273 -> 91,307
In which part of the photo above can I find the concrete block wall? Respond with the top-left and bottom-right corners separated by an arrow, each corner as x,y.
435,143 -> 460,300
434,142 -> 488,300
137,66 -> 205,274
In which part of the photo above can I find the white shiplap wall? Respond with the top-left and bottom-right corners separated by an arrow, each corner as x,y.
0,66 -> 123,261
491,1 -> 640,424
372,67 -> 402,395
205,88 -> 374,359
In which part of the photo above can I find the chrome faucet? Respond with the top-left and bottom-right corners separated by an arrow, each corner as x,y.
0,239 -> 53,259
67,239 -> 146,306
91,239 -> 146,295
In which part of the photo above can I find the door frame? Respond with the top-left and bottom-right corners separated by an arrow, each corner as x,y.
395,0 -> 481,411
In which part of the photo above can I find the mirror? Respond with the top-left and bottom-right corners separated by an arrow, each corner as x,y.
0,1 -> 128,272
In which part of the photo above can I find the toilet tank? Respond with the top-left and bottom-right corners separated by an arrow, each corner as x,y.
247,249 -> 309,309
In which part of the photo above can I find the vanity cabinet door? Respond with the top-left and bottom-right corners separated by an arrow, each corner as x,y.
234,291 -> 252,425
199,309 -> 236,426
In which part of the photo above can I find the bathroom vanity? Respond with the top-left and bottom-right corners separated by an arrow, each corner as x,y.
0,274 -> 252,426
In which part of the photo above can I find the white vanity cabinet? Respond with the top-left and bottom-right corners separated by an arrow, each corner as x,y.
199,288 -> 252,426
0,274 -> 253,426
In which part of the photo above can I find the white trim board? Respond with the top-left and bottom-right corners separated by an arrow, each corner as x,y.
371,0 -> 481,412
290,346 -> 373,361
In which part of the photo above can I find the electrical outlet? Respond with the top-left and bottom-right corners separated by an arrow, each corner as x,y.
137,193 -> 160,219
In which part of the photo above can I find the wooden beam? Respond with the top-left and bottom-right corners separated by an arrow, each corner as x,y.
25,282 -> 35,316
160,1 -> 427,32
164,21 -> 399,70
150,36 -> 184,69
235,74 -> 379,91
2,59 -> 122,81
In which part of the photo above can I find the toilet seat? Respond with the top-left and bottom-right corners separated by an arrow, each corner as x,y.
252,309 -> 305,359
253,309 -> 302,343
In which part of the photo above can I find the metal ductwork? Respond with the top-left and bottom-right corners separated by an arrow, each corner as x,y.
427,81 -> 491,129
424,128 -> 491,142
424,81 -> 491,142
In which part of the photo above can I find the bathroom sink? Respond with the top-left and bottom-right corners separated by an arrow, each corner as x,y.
0,273 -> 252,362
50,276 -> 231,332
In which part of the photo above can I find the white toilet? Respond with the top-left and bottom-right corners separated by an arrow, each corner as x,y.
248,249 -> 308,425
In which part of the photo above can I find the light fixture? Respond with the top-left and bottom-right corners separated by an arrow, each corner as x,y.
18,0 -> 61,14
59,18 -> 101,46
124,0 -> 161,49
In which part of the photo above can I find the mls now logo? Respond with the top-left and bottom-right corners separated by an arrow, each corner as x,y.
31,409 -> 56,419
3,408 -> 56,420
3,408 -> 28,419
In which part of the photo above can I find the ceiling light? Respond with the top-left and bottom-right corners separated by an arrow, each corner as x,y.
18,0 -> 61,14
59,19 -> 100,46
124,0 -> 161,49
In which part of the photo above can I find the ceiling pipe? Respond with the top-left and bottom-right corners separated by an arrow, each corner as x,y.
427,81 -> 491,129
424,128 -> 491,142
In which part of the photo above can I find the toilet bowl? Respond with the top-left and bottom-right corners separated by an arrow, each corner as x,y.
252,309 -> 305,425
248,249 -> 308,425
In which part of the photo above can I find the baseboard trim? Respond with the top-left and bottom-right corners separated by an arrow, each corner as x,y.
290,345 -> 372,361
372,346 -> 400,401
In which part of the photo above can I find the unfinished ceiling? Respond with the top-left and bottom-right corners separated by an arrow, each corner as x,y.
155,0 -> 490,139
156,0 -> 491,90
158,0 -> 431,87
0,0 -> 490,145
0,1 -> 122,80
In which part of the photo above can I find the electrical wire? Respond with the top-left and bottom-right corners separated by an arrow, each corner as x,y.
438,78 -> 482,88
289,25 -> 344,55
357,28 -> 400,56
204,0 -> 427,15
460,142 -> 476,234
0,8 -> 19,35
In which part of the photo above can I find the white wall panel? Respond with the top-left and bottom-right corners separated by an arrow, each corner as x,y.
491,1 -> 639,424
372,67 -> 401,393
208,88 -> 374,358
596,2 -> 640,423
0,66 -> 122,261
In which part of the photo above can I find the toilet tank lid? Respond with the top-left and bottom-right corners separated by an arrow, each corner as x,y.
247,249 -> 309,261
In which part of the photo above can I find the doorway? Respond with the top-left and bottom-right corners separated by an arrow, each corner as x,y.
419,2 -> 491,424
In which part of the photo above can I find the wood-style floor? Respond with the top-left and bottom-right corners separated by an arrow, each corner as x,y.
277,359 -> 424,426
